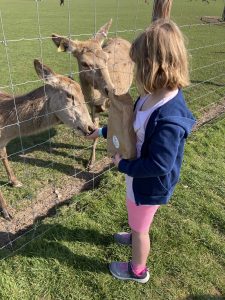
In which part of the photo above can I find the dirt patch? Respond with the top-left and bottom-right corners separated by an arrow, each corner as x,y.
0,99 -> 225,250
200,16 -> 224,25
0,157 -> 112,248
193,98 -> 225,131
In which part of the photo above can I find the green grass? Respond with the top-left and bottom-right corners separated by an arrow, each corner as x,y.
0,0 -> 225,299
0,0 -> 225,207
0,118 -> 225,300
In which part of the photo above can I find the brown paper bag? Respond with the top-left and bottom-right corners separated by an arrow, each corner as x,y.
107,92 -> 136,159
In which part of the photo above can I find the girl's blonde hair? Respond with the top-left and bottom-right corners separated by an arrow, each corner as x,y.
130,19 -> 190,94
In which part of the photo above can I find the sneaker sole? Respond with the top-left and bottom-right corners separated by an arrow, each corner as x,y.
109,265 -> 150,284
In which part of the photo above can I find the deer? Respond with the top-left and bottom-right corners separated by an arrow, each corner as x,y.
51,0 -> 173,169
52,20 -> 134,170
0,59 -> 95,220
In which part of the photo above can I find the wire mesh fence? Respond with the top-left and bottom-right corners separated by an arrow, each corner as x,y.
0,0 -> 224,259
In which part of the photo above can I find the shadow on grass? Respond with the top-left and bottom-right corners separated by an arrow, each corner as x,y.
6,128 -> 57,155
186,295 -> 224,300
190,80 -> 225,87
49,145 -> 106,160
6,129 -> 95,159
0,155 -> 96,187
5,133 -> 106,173
10,155 -> 88,177
0,223 -> 111,274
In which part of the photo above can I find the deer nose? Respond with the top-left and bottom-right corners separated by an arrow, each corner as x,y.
104,85 -> 115,97
88,125 -> 96,134
104,87 -> 109,96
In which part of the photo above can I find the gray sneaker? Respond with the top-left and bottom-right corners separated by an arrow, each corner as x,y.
114,232 -> 132,246
109,262 -> 150,283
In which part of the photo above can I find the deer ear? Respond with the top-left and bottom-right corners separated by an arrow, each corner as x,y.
34,59 -> 56,83
52,33 -> 80,54
52,34 -> 70,52
52,33 -> 63,48
92,19 -> 112,46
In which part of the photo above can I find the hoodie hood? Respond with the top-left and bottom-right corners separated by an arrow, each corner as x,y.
156,90 -> 196,138
158,115 -> 196,138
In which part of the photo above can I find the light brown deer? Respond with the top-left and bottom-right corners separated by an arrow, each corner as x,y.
0,59 -> 95,220
52,20 -> 134,169
51,0 -> 173,169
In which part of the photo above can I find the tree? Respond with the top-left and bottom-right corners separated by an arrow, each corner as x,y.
152,0 -> 173,22
222,5 -> 225,21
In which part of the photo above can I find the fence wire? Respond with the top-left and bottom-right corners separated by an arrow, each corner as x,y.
0,0 -> 225,258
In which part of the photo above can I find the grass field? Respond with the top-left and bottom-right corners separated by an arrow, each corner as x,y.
0,0 -> 225,299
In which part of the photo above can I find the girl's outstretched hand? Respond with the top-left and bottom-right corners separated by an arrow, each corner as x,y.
86,128 -> 99,140
112,153 -> 122,167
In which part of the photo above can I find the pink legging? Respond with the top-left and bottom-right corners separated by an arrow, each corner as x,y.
126,198 -> 160,233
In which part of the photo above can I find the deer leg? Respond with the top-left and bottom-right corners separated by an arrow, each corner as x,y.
87,110 -> 99,170
0,147 -> 22,187
0,189 -> 12,220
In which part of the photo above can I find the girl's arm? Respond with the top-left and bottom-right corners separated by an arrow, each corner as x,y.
118,123 -> 185,178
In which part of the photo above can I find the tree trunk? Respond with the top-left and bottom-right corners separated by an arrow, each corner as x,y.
152,0 -> 173,22
222,5 -> 225,21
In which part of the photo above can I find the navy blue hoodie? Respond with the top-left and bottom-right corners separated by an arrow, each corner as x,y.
103,90 -> 196,205
115,90 -> 196,205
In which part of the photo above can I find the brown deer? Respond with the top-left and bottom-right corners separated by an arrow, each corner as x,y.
0,59 -> 95,220
52,20 -> 134,169
51,0 -> 173,169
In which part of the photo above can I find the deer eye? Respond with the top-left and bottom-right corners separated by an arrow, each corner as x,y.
66,93 -> 75,105
71,95 -> 75,105
63,42 -> 69,51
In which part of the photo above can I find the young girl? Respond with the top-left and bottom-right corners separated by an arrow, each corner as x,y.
86,19 -> 195,283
